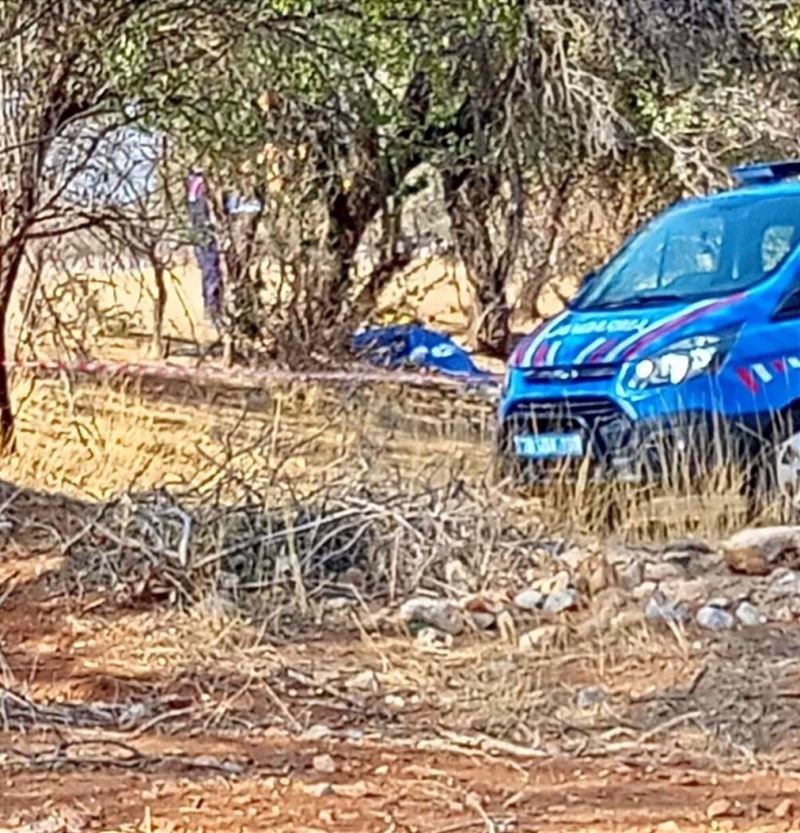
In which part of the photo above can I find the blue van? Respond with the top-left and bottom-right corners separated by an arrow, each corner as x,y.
497,161 -> 800,500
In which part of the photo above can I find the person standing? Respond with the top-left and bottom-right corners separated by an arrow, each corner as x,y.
186,169 -> 224,333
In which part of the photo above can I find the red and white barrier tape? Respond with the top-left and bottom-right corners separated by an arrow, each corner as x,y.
7,357 -> 501,394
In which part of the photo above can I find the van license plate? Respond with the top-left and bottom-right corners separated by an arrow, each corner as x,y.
514,433 -> 584,459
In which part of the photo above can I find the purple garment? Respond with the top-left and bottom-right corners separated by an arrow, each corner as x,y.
186,171 -> 223,325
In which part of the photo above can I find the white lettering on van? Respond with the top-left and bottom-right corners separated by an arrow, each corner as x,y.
549,318 -> 649,338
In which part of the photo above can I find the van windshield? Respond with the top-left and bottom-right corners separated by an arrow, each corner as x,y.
573,195 -> 800,310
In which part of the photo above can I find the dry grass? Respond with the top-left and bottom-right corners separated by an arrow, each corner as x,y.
2,371 -> 494,500
5,369 -> 800,771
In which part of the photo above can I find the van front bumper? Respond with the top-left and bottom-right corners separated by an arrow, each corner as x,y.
496,396 -> 762,484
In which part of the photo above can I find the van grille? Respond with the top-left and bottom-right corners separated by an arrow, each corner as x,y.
523,364 -> 618,383
504,397 -> 632,459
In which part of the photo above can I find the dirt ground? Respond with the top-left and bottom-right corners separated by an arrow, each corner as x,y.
2,542 -> 800,833
2,371 -> 800,833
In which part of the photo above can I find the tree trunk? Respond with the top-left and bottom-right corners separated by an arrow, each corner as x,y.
443,168 -> 517,358
221,191 -> 264,354
0,241 -> 26,452
151,262 -> 167,359
0,313 -> 14,452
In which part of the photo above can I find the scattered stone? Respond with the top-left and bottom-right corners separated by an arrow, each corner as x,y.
707,798 -> 732,819
188,754 -> 245,775
518,625 -> 559,652
735,601 -> 767,627
543,588 -> 578,614
775,798 -> 794,819
531,570 -> 570,595
415,627 -> 454,650
644,561 -> 686,582
616,560 -> 644,590
312,754 -> 337,775
399,596 -> 464,635
463,596 -> 498,630
646,597 -> 690,624
664,538 -> 713,554
468,611 -> 495,630
560,547 -> 593,571
697,605 -> 735,631
301,782 -> 333,798
706,596 -> 731,609
374,764 -> 390,776
658,577 -> 715,606
632,581 -> 657,601
587,559 -> 614,594
345,670 -> 378,692
722,526 -> 800,576
513,589 -> 545,611
301,724 -> 332,742
576,686 -> 605,709
331,781 -> 369,798
656,821 -> 681,833
326,596 -> 356,611
384,694 -> 405,710
766,569 -> 800,600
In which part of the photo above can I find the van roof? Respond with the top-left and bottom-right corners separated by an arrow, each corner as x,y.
675,179 -> 800,212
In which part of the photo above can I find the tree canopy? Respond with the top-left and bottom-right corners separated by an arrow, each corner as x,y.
0,0 -> 799,441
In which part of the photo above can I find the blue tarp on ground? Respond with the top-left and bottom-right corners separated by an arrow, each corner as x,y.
352,324 -> 492,380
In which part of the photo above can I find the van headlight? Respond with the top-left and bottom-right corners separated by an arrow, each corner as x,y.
623,332 -> 735,390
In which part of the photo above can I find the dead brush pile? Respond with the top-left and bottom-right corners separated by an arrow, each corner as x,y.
62,475 -> 544,626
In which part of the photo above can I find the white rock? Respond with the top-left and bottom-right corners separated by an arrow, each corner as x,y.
400,596 -> 464,635
644,561 -> 686,582
607,547 -> 646,566
560,547 -> 593,571
543,588 -> 578,614
518,625 -> 559,652
530,570 -> 570,595
767,569 -> 800,600
706,597 -> 731,609
632,581 -> 658,601
735,601 -> 767,627
301,724 -> 332,742
513,589 -> 545,611
326,596 -> 356,611
312,753 -> 337,774
658,577 -> 716,606
415,627 -> 454,650
646,597 -> 690,624
576,686 -> 605,709
345,670 -> 379,692
301,781 -> 333,797
468,611 -> 495,630
697,605 -> 735,631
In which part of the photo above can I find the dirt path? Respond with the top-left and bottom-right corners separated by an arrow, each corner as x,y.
5,736 -> 798,833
